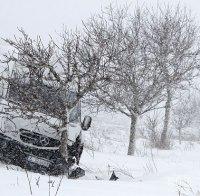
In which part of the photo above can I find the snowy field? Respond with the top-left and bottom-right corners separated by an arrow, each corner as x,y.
0,112 -> 200,196
1,139 -> 200,196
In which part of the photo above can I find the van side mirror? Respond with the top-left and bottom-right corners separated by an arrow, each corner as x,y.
81,116 -> 92,131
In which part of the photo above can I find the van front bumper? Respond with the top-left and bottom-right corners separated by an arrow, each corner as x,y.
0,133 -> 73,175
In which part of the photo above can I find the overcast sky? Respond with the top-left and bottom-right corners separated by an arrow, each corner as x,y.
1,0 -> 200,40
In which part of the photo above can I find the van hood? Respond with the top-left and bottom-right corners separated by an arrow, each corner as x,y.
1,116 -> 82,149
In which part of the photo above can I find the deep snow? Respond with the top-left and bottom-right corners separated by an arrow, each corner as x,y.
1,139 -> 200,196
0,111 -> 200,196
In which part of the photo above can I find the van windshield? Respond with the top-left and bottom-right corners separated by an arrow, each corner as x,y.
8,81 -> 80,123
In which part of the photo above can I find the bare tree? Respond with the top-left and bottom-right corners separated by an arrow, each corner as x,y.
0,29 -> 111,169
84,6 -> 165,155
145,5 -> 200,148
144,113 -> 160,148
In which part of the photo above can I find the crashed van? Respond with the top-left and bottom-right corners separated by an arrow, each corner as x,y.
0,72 -> 92,178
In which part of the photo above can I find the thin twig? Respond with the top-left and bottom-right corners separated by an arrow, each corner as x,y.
54,175 -> 64,196
25,169 -> 32,195
49,175 -> 51,196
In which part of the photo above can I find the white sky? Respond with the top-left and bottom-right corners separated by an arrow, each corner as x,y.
0,0 -> 200,40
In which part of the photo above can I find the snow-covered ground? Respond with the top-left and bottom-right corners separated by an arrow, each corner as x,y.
1,112 -> 200,196
1,140 -> 200,196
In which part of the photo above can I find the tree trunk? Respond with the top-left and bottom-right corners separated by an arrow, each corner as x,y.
59,115 -> 69,176
160,88 -> 172,148
127,115 -> 138,156
60,127 -> 68,160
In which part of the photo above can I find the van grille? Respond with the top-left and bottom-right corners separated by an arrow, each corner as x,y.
19,129 -> 60,148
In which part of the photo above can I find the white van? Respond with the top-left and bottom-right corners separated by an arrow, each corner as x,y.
0,73 -> 92,178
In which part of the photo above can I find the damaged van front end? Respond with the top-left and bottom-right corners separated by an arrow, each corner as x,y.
0,79 -> 91,178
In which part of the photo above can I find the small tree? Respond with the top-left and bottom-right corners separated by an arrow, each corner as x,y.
172,96 -> 196,144
0,29 -> 111,171
144,113 -> 160,148
145,5 -> 200,148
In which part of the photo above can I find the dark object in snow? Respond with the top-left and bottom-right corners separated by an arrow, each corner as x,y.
69,167 -> 85,179
95,176 -> 102,180
109,171 -> 119,181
